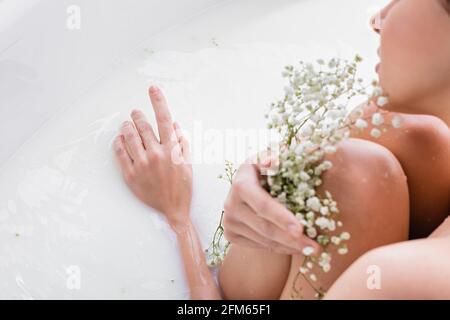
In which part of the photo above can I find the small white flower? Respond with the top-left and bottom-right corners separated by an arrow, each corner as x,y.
320,206 -> 329,216
338,247 -> 348,255
322,263 -> 331,273
295,144 -> 305,155
327,110 -> 340,120
355,118 -> 368,129
306,197 -> 321,212
330,205 -> 339,213
372,86 -> 383,97
297,182 -> 309,192
327,219 -> 336,231
310,113 -> 321,123
299,267 -> 308,274
376,96 -> 389,107
391,116 -> 402,128
284,86 -> 295,97
299,171 -> 311,181
271,113 -> 282,125
302,246 -> 315,256
322,161 -> 333,170
324,145 -> 337,154
309,274 -> 318,282
331,236 -> 341,245
306,211 -> 315,220
320,252 -> 331,263
370,128 -> 381,138
371,113 -> 384,126
340,232 -> 351,240
315,217 -> 329,230
306,262 -> 314,269
300,125 -> 313,137
281,70 -> 290,77
306,227 -> 317,238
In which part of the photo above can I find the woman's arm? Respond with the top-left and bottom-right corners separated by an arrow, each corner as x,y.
172,220 -> 221,299
114,86 -> 220,299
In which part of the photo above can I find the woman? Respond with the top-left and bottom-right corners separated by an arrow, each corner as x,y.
114,0 -> 450,299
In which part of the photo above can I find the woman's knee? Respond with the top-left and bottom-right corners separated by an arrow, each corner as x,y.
320,139 -> 410,246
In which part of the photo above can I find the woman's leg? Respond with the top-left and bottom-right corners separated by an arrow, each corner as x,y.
325,221 -> 450,299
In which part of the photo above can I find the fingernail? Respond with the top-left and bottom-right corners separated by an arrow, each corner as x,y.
288,223 -> 301,237
149,86 -> 159,95
261,159 -> 271,168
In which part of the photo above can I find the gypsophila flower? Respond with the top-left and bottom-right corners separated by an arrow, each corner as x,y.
340,232 -> 351,240
307,227 -> 318,238
376,96 -> 389,107
302,246 -> 316,256
371,113 -> 384,126
370,128 -> 382,138
355,118 -> 368,129
306,197 -> 321,212
331,236 -> 341,245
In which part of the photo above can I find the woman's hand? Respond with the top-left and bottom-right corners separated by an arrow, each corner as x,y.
223,156 -> 320,255
114,86 -> 192,228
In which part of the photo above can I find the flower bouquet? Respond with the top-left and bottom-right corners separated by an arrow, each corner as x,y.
207,55 -> 400,298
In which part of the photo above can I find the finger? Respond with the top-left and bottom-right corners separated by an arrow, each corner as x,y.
225,234 -> 266,250
234,164 -> 303,237
236,202 -> 312,253
121,121 -> 147,162
113,135 -> 133,174
230,234 -> 295,255
230,219 -> 302,255
148,86 -> 175,144
173,122 -> 191,162
131,109 -> 158,149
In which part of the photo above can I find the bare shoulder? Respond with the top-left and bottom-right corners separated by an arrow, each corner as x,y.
401,114 -> 450,149
350,102 -> 450,155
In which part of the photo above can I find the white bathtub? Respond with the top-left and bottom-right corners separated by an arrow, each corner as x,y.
0,0 -> 388,299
